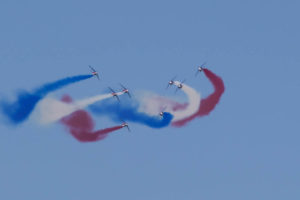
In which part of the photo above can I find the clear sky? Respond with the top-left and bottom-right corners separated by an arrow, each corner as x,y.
0,0 -> 299,199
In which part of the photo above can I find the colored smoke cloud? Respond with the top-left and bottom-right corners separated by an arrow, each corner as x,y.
36,92 -> 124,124
60,95 -> 123,142
89,97 -> 173,129
0,75 -> 92,125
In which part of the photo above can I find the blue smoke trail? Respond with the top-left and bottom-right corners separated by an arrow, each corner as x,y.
89,97 -> 173,128
1,75 -> 93,125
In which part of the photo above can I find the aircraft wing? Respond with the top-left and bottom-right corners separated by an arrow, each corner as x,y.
115,95 -> 120,102
108,87 -> 115,93
119,83 -> 126,90
89,65 -> 96,72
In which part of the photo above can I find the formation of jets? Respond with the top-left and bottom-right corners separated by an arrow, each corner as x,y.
166,62 -> 207,92
88,63 -> 207,131
89,66 -> 131,131
89,66 -> 132,101
167,77 -> 186,92
108,84 -> 131,102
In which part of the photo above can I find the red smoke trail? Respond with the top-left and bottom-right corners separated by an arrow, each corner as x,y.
172,68 -> 225,127
60,95 -> 123,142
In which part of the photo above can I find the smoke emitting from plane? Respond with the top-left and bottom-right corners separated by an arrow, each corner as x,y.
36,91 -> 125,124
139,80 -> 201,124
0,66 -> 225,143
172,68 -> 225,127
0,74 -> 92,124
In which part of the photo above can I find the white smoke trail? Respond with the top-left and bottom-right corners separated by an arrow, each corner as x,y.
36,92 -> 124,124
139,81 -> 201,121
171,81 -> 201,122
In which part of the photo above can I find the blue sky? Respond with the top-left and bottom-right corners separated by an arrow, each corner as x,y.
0,0 -> 299,199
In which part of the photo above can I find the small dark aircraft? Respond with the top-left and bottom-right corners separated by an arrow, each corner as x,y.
120,83 -> 131,98
108,87 -> 120,102
195,62 -> 206,76
121,121 -> 131,132
89,65 -> 99,80
175,79 -> 186,93
159,106 -> 167,117
166,76 -> 177,89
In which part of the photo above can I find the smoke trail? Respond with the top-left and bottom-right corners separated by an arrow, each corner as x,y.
89,97 -> 173,128
171,81 -> 201,122
60,95 -> 123,142
0,75 -> 93,125
172,68 -> 225,127
36,92 -> 124,124
143,95 -> 187,112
